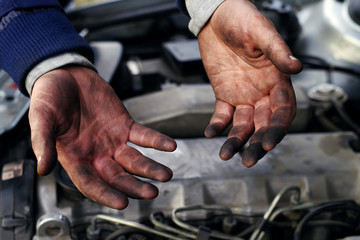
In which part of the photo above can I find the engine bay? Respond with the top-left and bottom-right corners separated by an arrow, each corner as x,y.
1,0 -> 360,239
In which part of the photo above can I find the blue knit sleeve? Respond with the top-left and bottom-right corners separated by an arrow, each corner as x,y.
0,1 -> 93,96
0,0 -> 61,17
1,0 -> 187,96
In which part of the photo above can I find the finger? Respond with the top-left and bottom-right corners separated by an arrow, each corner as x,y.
205,99 -> 234,138
262,106 -> 294,151
114,146 -> 173,182
257,25 -> 303,74
219,105 -> 254,160
239,2 -> 302,74
240,100 -> 272,167
28,103 -> 58,176
93,157 -> 159,199
63,162 -> 129,209
129,123 -> 177,152
253,97 -> 272,129
241,127 -> 268,167
262,83 -> 296,151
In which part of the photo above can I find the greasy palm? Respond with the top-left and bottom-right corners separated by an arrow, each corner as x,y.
29,66 -> 176,209
198,0 -> 303,167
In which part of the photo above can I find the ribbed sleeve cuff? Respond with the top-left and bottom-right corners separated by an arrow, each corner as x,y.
185,0 -> 226,36
25,53 -> 96,96
0,9 -> 94,96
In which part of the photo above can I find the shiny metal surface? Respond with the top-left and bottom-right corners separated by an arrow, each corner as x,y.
294,0 -> 360,65
124,83 -> 311,137
0,70 -> 30,136
2,1 -> 359,238
33,213 -> 72,240
37,132 -> 360,222
128,132 -> 360,217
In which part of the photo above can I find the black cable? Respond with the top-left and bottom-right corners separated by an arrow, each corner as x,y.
272,219 -> 354,229
331,98 -> 360,137
295,54 -> 360,77
293,200 -> 360,240
296,54 -> 331,69
250,186 -> 301,240
298,54 -> 360,137
236,225 -> 256,238
296,54 -> 334,84
105,227 -> 136,240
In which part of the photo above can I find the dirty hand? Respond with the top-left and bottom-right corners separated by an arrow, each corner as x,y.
29,66 -> 176,209
198,0 -> 302,167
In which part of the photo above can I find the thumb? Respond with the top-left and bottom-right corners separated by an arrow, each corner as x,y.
29,107 -> 58,176
259,28 -> 303,74
265,39 -> 303,74
249,8 -> 303,74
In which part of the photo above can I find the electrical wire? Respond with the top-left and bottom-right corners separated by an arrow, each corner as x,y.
105,226 -> 138,240
254,202 -> 317,240
236,225 -> 257,238
296,54 -> 360,78
293,200 -> 360,240
91,199 -> 360,240
249,185 -> 301,240
90,214 -> 186,240
305,220 -> 355,229
300,54 -> 360,138
269,202 -> 317,223
149,213 -> 197,239
171,205 -> 245,240
331,98 -> 360,137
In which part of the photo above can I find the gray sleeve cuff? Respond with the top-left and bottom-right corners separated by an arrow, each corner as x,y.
25,53 -> 96,96
185,0 -> 226,36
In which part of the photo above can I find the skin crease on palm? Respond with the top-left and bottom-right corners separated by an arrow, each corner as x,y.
29,66 -> 177,209
198,0 -> 303,167
28,0 -> 302,210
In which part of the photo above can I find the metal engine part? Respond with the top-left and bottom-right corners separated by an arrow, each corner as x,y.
36,132 -> 360,228
0,70 -> 30,136
293,0 -> 360,66
2,0 -> 360,239
0,160 -> 36,240
308,83 -> 348,104
124,83 -> 311,138
33,213 -> 72,240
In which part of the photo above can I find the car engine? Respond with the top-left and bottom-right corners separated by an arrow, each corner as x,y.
1,0 -> 360,239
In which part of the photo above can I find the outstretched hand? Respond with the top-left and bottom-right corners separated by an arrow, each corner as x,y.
29,66 -> 177,209
198,0 -> 303,167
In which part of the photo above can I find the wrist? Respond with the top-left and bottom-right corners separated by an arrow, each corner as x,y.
185,0 -> 226,36
26,53 -> 96,96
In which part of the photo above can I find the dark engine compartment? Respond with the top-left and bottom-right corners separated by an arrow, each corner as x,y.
1,0 -> 360,239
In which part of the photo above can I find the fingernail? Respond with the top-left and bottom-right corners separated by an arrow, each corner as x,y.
289,55 -> 298,60
37,156 -> 42,165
